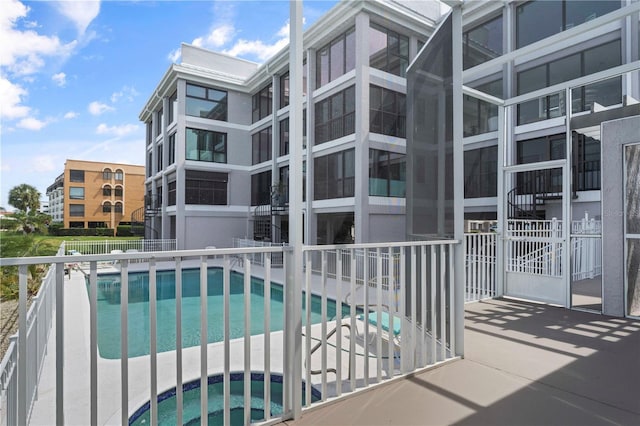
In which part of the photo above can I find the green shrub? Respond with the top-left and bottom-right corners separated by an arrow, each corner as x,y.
116,225 -> 133,237
48,227 -> 115,237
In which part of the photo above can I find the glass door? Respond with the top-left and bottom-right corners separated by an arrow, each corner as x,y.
570,127 -> 602,312
625,143 -> 640,317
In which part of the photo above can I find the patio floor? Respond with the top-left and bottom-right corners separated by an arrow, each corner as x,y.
284,298 -> 640,426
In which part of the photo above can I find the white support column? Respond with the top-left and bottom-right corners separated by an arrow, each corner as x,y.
285,0 -> 303,419
354,12 -> 370,243
452,4 -> 465,357
564,87 -> 573,308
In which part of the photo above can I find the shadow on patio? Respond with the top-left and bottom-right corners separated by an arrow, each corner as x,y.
284,299 -> 640,425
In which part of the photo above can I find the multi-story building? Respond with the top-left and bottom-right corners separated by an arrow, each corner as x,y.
407,1 -> 639,316
140,0 -> 443,249
46,160 -> 145,232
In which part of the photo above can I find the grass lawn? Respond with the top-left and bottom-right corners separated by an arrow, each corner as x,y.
0,232 -> 141,299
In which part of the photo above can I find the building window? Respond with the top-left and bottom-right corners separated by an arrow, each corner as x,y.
69,187 -> 84,200
252,127 -> 272,165
370,85 -> 406,138
517,134 -> 566,164
185,170 -> 227,205
168,134 -> 176,165
464,146 -> 498,198
168,181 -> 176,206
251,171 -> 272,206
69,221 -> 84,228
464,79 -> 502,137
69,204 -> 84,217
186,83 -> 228,121
314,149 -> 355,200
316,27 -> 355,88
146,121 -> 152,145
517,39 -> 621,124
185,128 -> 227,163
115,170 -> 123,181
369,149 -> 406,197
463,14 -> 502,69
315,86 -> 355,145
369,23 -> 409,77
281,111 -> 306,154
169,91 -> 177,124
115,187 -> 123,197
103,187 -> 112,196
280,72 -> 289,108
156,108 -> 163,135
516,0 -> 620,49
69,170 -> 84,183
573,131 -> 601,191
280,119 -> 289,156
102,169 -> 112,180
103,202 -> 111,213
114,203 -> 123,214
147,152 -> 153,177
252,84 -> 273,123
157,143 -> 163,171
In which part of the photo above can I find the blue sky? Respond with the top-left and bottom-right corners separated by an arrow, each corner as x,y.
0,0 -> 337,210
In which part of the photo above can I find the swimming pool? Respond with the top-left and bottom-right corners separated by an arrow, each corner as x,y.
92,268 -> 348,359
128,372 -> 320,425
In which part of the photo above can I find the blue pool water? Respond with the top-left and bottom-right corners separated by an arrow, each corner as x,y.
128,373 -> 320,425
92,268 -> 348,359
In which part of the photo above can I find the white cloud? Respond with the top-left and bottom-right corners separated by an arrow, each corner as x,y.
29,155 -> 57,173
52,0 -> 101,36
96,123 -> 139,137
193,24 -> 234,49
17,117 -> 47,131
52,72 -> 66,87
0,0 -> 77,77
167,48 -> 181,63
223,27 -> 289,63
88,101 -> 114,116
64,111 -> 78,119
0,77 -> 30,119
110,86 -> 139,103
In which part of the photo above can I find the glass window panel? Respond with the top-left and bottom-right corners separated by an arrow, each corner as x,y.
70,170 -> 84,183
330,37 -> 345,81
369,24 -> 388,70
549,54 -> 581,85
583,77 -> 622,110
516,0 -> 563,48
566,1 -> 620,29
626,144 -> 640,234
584,40 -> 621,75
330,92 -> 344,118
280,73 -> 289,108
317,47 -> 329,88
186,84 -> 206,98
345,29 -> 356,73
69,187 -> 84,200
464,15 -> 503,69
517,65 -> 547,95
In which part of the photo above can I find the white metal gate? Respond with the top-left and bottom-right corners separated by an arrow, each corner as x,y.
503,162 -> 569,306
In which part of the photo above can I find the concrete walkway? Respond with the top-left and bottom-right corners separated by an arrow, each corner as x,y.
285,298 -> 640,426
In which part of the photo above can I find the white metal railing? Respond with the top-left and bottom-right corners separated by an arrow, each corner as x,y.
464,233 -> 497,302
571,236 -> 602,280
0,239 -> 461,425
308,249 -> 401,292
0,245 -> 60,426
232,238 -> 286,267
507,218 -> 562,238
301,241 -> 459,406
63,239 -> 176,255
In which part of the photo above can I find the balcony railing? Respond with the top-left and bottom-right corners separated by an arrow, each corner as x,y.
1,239 -> 461,425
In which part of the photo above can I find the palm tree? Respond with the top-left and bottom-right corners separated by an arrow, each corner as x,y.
8,184 -> 41,213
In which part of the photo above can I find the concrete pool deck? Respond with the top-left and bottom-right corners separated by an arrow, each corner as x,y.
28,258 -> 392,424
